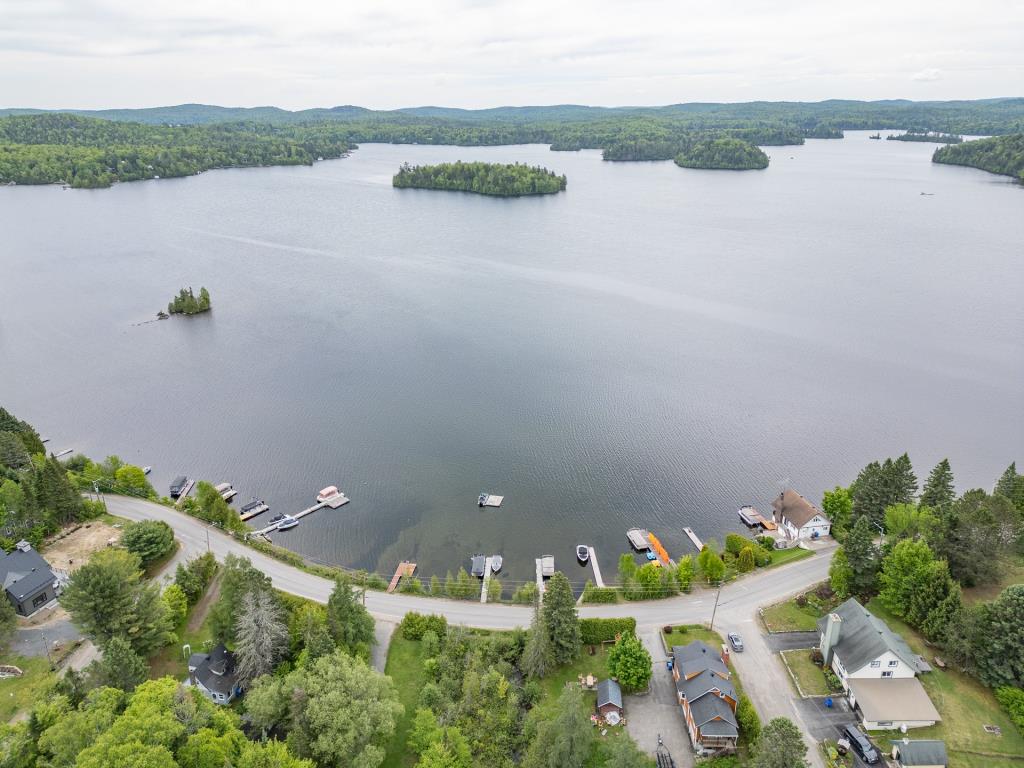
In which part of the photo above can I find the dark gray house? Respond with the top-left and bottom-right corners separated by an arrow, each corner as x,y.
188,644 -> 242,705
0,541 -> 60,617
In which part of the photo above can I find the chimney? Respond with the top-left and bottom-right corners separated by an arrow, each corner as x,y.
821,613 -> 842,665
721,644 -> 730,666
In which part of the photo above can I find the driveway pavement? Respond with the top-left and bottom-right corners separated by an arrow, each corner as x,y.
624,629 -> 693,767
765,631 -> 820,652
11,610 -> 82,659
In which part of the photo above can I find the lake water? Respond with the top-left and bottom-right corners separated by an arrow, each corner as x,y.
2,132 -> 1022,591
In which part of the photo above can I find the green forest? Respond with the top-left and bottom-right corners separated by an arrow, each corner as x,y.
674,138 -> 769,170
932,133 -> 1024,181
167,287 -> 211,315
392,161 -> 567,196
887,131 -> 963,143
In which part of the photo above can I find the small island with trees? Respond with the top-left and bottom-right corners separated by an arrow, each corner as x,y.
166,286 -> 211,316
933,133 -> 1024,182
392,161 -> 567,196
887,131 -> 963,144
674,138 -> 770,170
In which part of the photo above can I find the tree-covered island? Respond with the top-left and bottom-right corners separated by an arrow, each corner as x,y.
167,286 -> 211,315
887,131 -> 963,144
674,137 -> 770,170
933,133 -> 1024,182
392,161 -> 567,196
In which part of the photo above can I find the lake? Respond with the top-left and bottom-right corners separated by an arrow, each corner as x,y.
1,132 -> 1021,591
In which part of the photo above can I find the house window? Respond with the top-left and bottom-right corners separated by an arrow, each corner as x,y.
870,661 -> 881,668
888,660 -> 899,667
32,593 -> 48,608
882,671 -> 894,678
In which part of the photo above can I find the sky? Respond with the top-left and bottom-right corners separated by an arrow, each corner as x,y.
2,0 -> 1022,110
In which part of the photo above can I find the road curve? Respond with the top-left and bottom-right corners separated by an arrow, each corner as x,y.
105,495 -> 834,630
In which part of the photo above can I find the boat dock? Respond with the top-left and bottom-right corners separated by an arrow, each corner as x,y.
239,501 -> 270,521
173,478 -> 196,506
587,547 -> 605,588
478,494 -> 504,508
480,556 -> 495,603
626,528 -> 650,550
683,527 -> 703,550
249,486 -> 350,534
535,555 -> 554,601
646,531 -> 676,568
214,482 -> 237,502
738,505 -> 777,531
251,501 -> 325,535
387,561 -> 417,593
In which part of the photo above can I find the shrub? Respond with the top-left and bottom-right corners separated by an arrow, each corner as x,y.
738,546 -> 755,572
120,520 -> 174,567
579,617 -> 637,645
736,694 -> 761,745
174,552 -> 217,605
512,582 -> 538,604
400,612 -> 449,641
725,533 -> 750,556
795,594 -> 808,607
753,546 -> 772,567
581,582 -> 619,603
756,535 -> 775,549
824,669 -> 843,691
996,686 -> 1024,734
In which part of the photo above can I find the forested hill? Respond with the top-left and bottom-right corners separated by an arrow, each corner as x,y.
932,134 -> 1024,182
3,97 -> 1023,134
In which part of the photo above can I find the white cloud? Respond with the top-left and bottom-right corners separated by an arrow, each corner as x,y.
0,0 -> 1021,109
912,68 -> 943,82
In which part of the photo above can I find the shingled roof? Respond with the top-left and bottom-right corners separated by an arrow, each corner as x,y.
817,598 -> 921,673
0,545 -> 56,601
772,489 -> 826,528
672,641 -> 729,680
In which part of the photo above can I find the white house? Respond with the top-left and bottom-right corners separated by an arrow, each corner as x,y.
772,490 -> 831,540
818,599 -> 940,730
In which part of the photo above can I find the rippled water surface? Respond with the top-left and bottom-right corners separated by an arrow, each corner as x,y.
2,132 -> 1022,589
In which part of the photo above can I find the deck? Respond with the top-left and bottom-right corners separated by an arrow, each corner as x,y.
587,547 -> 605,588
480,556 -> 494,603
239,502 -> 270,521
683,527 -> 703,551
173,478 -> 196,506
387,561 -> 417,594
626,528 -> 650,550
251,501 -> 325,535
480,494 -> 503,507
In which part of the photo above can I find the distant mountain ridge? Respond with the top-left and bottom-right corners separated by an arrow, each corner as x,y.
2,98 -> 1023,129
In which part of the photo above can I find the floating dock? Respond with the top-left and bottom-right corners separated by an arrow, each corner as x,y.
215,482 -> 238,502
738,505 -> 776,531
534,555 -> 554,601
387,561 -> 417,593
588,547 -> 605,588
173,478 -> 196,506
239,500 -> 270,521
480,556 -> 494,603
251,501 -> 324,535
626,528 -> 650,550
478,494 -> 504,508
683,527 -> 703,550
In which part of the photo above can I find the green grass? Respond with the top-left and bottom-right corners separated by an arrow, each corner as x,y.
962,555 -> 1024,605
381,635 -> 430,768
761,598 -> 823,632
780,649 -> 832,696
0,655 -> 56,723
768,547 -> 813,567
661,624 -> 726,654
866,598 -> 1024,768
533,646 -> 610,721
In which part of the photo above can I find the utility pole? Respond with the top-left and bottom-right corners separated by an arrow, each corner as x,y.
206,528 -> 210,553
40,632 -> 54,669
709,581 -> 723,632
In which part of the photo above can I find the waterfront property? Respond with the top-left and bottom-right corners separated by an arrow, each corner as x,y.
819,599 -> 940,730
670,641 -> 739,755
0,541 -> 61,617
772,490 -> 831,541
188,643 -> 242,705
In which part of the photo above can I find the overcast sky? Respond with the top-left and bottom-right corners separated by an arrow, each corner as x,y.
2,0 -> 1022,110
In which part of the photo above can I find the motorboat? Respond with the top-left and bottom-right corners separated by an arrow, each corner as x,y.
576,545 -> 590,563
477,493 -> 488,507
241,498 -> 266,514
490,556 -> 503,573
268,514 -> 284,524
470,555 -> 486,578
276,515 -> 299,531
143,466 -> 152,475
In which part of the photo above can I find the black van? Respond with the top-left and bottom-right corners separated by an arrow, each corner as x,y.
842,724 -> 880,765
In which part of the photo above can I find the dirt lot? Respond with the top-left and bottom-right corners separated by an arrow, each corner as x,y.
42,521 -> 123,573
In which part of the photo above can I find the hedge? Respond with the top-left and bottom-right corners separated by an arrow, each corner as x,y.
581,582 -> 620,604
400,612 -> 449,640
580,617 -> 637,644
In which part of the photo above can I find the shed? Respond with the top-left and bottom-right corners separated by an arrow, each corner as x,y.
596,678 -> 623,717
891,739 -> 947,768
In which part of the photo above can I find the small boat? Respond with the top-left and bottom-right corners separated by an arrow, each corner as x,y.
143,466 -> 152,475
576,545 -> 590,563
470,555 -> 486,578
491,556 -> 503,573
241,498 -> 266,514
276,515 -> 298,531
477,493 -> 488,507
869,132 -> 881,140
169,475 -> 188,498
268,514 -> 284,524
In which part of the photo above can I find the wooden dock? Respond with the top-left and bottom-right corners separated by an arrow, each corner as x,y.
588,547 -> 605,588
683,527 -> 703,550
214,482 -> 237,502
252,501 -> 326,535
480,557 -> 495,603
239,502 -> 270,521
174,478 -> 196,507
387,561 -> 417,594
626,528 -> 650,551
534,558 -> 549,602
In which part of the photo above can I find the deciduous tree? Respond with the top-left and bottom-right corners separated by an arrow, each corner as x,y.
822,486 -> 853,537
753,717 -> 808,768
120,520 -> 175,567
326,575 -> 375,659
522,684 -> 593,768
607,632 -> 652,692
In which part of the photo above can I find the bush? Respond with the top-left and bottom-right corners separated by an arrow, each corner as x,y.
120,520 -> 174,566
162,583 -> 188,627
795,594 -> 808,607
725,533 -> 750,556
736,694 -> 761,745
512,582 -> 538,604
996,687 -> 1024,734
756,535 -> 775,549
400,612 -> 448,641
579,617 -> 636,645
581,582 -> 619,603
174,552 -> 217,605
753,546 -> 772,567
824,669 -> 843,691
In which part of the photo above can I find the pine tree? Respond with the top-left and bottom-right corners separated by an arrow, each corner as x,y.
29,455 -> 83,527
91,636 -> 148,691
920,459 -> 955,510
891,453 -> 919,504
234,588 -> 290,685
541,572 -> 581,665
995,463 -> 1017,498
844,516 -> 880,599
326,575 -> 375,658
521,599 -> 553,679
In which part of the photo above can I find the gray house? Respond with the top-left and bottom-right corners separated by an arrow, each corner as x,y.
0,541 -> 60,617
188,644 -> 242,705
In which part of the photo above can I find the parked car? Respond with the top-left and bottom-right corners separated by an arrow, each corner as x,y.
727,632 -> 744,652
841,724 -> 880,765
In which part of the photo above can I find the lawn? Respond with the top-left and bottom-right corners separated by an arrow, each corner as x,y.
148,572 -> 221,680
533,645 -> 610,721
0,655 -> 56,723
962,555 -> 1024,605
780,649 -> 833,696
382,635 -> 429,768
761,598 -> 823,632
769,547 -> 813,568
866,599 -> 1024,768
661,624 -> 725,653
